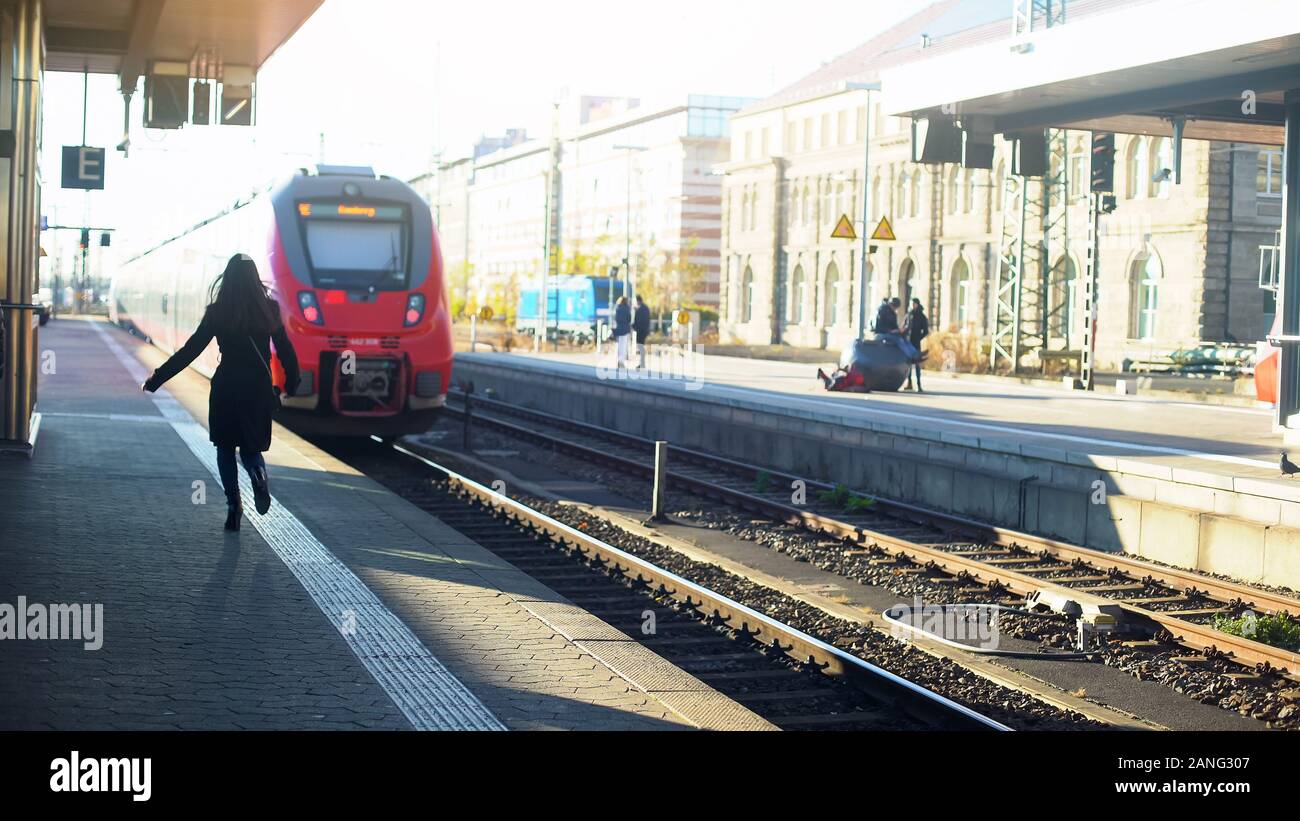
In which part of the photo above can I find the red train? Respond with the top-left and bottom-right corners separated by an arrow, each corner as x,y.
111,165 -> 452,437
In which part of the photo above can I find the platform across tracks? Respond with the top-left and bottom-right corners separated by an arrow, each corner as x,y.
453,350 -> 1300,589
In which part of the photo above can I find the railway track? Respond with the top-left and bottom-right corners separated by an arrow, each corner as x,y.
444,391 -> 1300,679
313,436 -> 1013,732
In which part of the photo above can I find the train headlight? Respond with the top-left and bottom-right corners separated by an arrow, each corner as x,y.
299,291 -> 324,325
404,293 -> 426,327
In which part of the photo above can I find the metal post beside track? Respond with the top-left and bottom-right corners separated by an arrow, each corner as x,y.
462,381 -> 475,451
649,440 -> 669,522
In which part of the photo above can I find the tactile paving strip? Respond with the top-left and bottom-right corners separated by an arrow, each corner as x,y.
92,322 -> 505,732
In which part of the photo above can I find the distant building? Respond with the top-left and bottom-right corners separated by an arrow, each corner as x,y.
412,94 -> 757,316
473,129 -> 529,159
716,0 -> 1281,369
574,95 -> 641,125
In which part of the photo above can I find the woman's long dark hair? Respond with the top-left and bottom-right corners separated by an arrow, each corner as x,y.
206,254 -> 280,334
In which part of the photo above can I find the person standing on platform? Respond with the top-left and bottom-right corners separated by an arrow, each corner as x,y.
142,254 -> 300,532
612,296 -> 632,369
872,297 -> 899,336
633,296 -> 651,370
873,297 -> 922,362
903,298 -> 930,392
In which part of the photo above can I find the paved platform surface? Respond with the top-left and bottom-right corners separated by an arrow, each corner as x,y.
0,318 -> 772,731
473,349 -> 1286,488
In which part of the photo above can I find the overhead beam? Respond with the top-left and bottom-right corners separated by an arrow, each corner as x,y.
990,63 -> 1300,134
118,0 -> 167,94
46,26 -> 130,56
1152,100 -> 1287,127
1058,115 -> 1285,146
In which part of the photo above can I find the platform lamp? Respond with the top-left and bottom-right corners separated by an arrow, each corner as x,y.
842,80 -> 882,339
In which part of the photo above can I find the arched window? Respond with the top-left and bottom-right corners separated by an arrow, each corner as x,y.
870,175 -> 882,221
740,190 -> 750,232
963,169 -> 975,213
898,258 -> 916,307
952,257 -> 971,328
749,185 -> 759,230
741,266 -> 755,323
897,169 -> 911,220
788,181 -> 799,227
946,166 -> 960,215
1126,136 -> 1150,200
1050,256 -> 1078,344
910,168 -> 923,218
801,184 -> 811,226
1152,138 -> 1173,199
790,265 -> 806,324
1132,252 -> 1162,340
825,262 -> 841,326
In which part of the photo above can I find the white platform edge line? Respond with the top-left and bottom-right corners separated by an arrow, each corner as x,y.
90,321 -> 505,732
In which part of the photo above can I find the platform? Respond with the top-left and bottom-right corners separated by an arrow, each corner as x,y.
453,350 -> 1300,589
0,318 -> 773,731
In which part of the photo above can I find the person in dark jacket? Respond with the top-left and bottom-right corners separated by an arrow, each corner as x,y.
612,296 -> 632,368
143,254 -> 300,532
903,298 -> 930,392
633,296 -> 651,369
873,296 -> 921,362
873,298 -> 900,335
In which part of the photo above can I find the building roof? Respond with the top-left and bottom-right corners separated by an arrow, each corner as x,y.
736,0 -> 1155,117
882,0 -> 1294,145
45,0 -> 323,91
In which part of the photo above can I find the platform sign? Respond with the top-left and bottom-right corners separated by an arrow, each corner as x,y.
61,146 -> 105,190
676,310 -> 691,326
831,214 -> 857,240
871,216 -> 896,242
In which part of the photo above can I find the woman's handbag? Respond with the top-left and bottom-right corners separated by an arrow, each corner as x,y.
248,337 -> 283,412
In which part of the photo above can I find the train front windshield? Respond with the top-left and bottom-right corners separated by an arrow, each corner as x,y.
298,201 -> 410,290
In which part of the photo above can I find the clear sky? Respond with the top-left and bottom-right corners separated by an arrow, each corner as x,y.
39,0 -> 932,264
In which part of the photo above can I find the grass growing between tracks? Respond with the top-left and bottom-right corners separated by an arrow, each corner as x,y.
1213,613 -> 1300,653
815,483 -> 877,513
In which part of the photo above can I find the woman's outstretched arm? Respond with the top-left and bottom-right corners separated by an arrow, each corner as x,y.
142,313 -> 215,392
271,322 -> 301,396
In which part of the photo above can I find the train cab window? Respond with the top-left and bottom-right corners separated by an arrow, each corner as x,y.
299,201 -> 410,291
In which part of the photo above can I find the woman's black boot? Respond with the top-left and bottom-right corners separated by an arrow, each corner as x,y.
225,503 -> 243,532
252,467 -> 272,515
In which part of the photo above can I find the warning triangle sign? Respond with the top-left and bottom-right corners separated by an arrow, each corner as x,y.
831,215 -> 857,240
871,216 -> 896,241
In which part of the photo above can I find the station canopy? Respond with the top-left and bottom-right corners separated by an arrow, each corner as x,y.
44,0 -> 323,89
881,0 -> 1299,145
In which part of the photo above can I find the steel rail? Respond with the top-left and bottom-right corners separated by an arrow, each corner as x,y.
443,394 -> 1300,676
393,442 -> 1012,732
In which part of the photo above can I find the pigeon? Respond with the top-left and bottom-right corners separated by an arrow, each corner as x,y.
1282,451 -> 1300,477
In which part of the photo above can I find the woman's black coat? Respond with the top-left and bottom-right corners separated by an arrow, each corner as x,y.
613,302 -> 632,337
145,299 -> 301,452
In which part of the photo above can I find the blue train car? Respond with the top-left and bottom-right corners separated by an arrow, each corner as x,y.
517,276 -> 625,342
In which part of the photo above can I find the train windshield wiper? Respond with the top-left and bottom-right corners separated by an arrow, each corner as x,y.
357,237 -> 401,291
